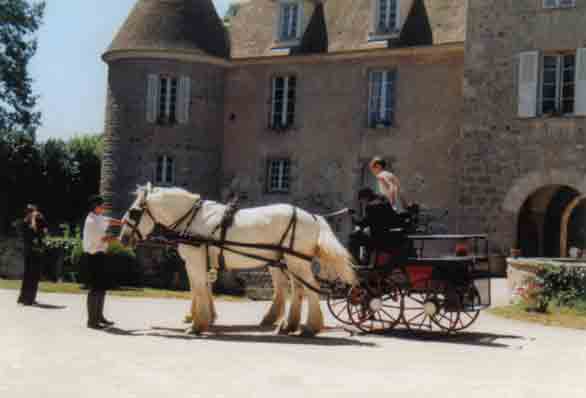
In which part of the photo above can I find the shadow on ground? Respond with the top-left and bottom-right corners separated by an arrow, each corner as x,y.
100,324 -> 377,347
354,328 -> 530,349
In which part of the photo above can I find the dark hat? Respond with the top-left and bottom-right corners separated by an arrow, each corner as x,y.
88,195 -> 105,210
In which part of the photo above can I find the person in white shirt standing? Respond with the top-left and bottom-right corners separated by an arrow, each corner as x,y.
369,156 -> 408,212
83,195 -> 122,329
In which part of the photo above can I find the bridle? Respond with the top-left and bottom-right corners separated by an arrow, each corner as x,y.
124,192 -> 157,242
124,189 -> 203,244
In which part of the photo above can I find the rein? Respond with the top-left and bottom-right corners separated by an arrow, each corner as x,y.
128,194 -> 330,295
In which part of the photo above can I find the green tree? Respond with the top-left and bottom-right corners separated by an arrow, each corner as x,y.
0,0 -> 45,137
66,134 -> 103,223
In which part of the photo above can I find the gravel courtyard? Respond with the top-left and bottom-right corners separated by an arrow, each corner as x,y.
1,280 -> 585,398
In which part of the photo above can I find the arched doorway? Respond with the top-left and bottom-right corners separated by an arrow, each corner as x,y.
517,185 -> 580,257
560,195 -> 586,257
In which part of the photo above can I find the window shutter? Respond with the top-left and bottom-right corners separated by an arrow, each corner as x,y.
296,3 -> 303,39
394,0 -> 401,30
177,76 -> 191,124
574,48 -> 586,116
146,74 -> 159,123
517,51 -> 539,118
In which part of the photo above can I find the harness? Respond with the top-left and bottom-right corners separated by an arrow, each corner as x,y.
125,193 -> 330,295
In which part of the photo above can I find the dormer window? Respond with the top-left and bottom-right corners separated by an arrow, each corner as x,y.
543,0 -> 575,9
372,0 -> 400,38
277,1 -> 302,43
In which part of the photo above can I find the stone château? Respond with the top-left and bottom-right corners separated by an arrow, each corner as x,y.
101,0 -> 586,257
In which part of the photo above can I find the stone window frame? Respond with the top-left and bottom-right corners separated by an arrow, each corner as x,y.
275,0 -> 303,46
154,154 -> 175,186
369,0 -> 401,41
539,51 -> 576,116
265,157 -> 292,194
367,69 -> 397,129
542,0 -> 575,9
268,73 -> 299,131
146,74 -> 191,126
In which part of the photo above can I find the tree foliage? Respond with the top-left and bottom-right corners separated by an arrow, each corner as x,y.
0,133 -> 102,233
0,0 -> 45,137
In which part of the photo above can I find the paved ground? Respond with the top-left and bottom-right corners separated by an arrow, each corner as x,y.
1,279 -> 585,398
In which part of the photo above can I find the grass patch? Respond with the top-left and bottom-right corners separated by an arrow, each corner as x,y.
490,302 -> 586,330
0,279 -> 247,302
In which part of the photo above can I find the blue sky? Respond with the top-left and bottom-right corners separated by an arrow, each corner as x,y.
30,1 -> 232,142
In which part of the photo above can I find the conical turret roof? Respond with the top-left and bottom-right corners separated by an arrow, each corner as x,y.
105,0 -> 229,59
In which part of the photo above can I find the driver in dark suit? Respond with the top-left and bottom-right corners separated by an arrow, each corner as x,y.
349,188 -> 402,264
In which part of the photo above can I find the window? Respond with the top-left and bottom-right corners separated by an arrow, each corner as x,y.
146,75 -> 191,125
374,0 -> 400,36
543,0 -> 575,9
155,155 -> 175,185
267,159 -> 291,193
270,75 -> 297,130
278,2 -> 301,42
158,76 -> 178,124
541,53 -> 575,115
368,70 -> 396,127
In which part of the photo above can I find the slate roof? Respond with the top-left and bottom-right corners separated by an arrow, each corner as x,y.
106,0 -> 230,59
228,0 -> 467,59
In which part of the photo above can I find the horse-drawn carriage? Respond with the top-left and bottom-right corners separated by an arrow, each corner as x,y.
120,185 -> 493,336
326,205 -> 492,334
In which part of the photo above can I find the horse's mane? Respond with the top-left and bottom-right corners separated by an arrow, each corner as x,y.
133,185 -> 201,201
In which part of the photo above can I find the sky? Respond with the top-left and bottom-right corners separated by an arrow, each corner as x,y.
30,1 -> 232,142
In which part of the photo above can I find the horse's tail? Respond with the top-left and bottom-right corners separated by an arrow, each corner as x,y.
315,216 -> 357,285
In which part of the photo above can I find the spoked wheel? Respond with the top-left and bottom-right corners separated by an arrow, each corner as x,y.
347,274 -> 403,334
449,284 -> 482,332
326,280 -> 354,325
402,288 -> 443,332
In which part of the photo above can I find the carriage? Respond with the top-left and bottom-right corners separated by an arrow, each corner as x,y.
326,208 -> 493,334
121,185 -> 494,336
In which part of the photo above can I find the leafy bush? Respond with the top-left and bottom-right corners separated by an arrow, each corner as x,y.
527,265 -> 586,312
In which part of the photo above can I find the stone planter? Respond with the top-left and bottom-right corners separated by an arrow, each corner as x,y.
506,257 -> 586,306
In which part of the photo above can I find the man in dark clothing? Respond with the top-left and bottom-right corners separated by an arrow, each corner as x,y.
349,188 -> 402,264
17,205 -> 48,306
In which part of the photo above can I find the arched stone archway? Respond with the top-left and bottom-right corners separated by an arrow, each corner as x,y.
560,195 -> 586,257
516,185 -> 580,257
503,169 -> 586,214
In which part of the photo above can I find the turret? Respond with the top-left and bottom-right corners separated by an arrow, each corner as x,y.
101,0 -> 229,216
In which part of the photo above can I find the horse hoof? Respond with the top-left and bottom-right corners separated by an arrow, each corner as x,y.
260,316 -> 278,327
275,321 -> 292,335
299,326 -> 318,338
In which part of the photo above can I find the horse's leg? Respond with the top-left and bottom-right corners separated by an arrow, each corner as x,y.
278,274 -> 304,335
261,267 -> 288,326
284,257 -> 324,337
298,269 -> 324,337
207,286 -> 217,325
178,245 -> 212,334
183,259 -> 196,324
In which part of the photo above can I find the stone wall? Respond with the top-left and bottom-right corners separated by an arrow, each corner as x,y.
102,59 -> 226,217
223,50 -> 464,236
461,0 -> 586,252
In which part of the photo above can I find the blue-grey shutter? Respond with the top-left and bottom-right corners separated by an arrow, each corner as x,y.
517,51 -> 539,118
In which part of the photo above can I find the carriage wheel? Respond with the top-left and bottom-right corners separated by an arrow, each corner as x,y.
346,276 -> 403,334
326,281 -> 354,325
448,285 -> 482,332
401,288 -> 439,332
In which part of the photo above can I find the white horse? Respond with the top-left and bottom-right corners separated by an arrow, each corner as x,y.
119,184 -> 356,336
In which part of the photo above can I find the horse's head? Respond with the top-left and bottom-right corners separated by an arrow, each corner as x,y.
119,183 -> 156,248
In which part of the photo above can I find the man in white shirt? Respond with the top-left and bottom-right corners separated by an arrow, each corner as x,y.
369,156 -> 408,212
83,195 -> 122,329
